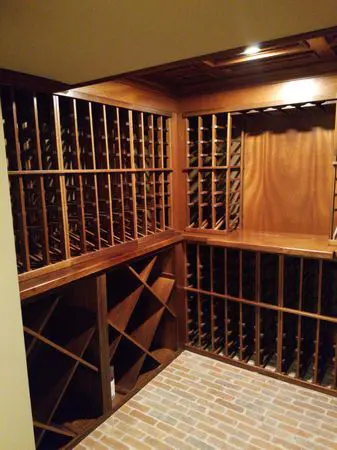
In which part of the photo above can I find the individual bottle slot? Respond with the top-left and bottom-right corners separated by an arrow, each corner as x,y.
214,170 -> 226,230
212,247 -> 225,294
227,249 -> 240,297
44,175 -> 66,262
284,256 -> 301,309
76,100 -> 95,170
199,295 -> 212,351
200,116 -> 212,167
22,176 -> 46,269
199,245 -> 211,291
91,103 -> 109,170
280,314 -> 298,376
199,171 -> 212,228
105,105 -> 121,169
241,304 -> 255,363
296,317 -> 316,381
214,113 -> 227,167
82,174 -> 100,251
321,261 -> 337,318
316,322 -> 337,388
242,251 -> 256,300
259,309 -> 278,370
186,292 -> 199,345
226,300 -> 240,358
260,253 -> 279,305
229,169 -> 241,230
187,170 -> 199,227
15,90 -> 40,170
302,259 -> 320,313
186,244 -> 197,288
213,297 -> 225,353
37,93 -> 60,171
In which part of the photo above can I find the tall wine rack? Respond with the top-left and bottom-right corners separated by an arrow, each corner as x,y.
1,87 -> 172,275
185,113 -> 242,231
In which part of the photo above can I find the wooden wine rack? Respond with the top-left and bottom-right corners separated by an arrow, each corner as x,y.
20,243 -> 179,449
185,241 -> 337,395
1,87 -> 172,275
107,247 -> 177,405
21,276 -> 109,450
185,113 -> 242,231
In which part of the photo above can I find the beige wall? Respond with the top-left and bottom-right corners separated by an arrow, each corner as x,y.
0,105 -> 35,448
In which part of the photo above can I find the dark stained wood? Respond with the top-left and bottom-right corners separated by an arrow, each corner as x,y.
184,230 -> 335,260
112,28 -> 337,97
20,231 -> 182,300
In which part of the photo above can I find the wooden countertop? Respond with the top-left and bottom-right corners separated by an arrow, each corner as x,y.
184,229 -> 336,260
20,231 -> 183,300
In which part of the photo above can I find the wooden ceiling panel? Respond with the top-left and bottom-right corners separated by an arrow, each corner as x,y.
120,29 -> 337,97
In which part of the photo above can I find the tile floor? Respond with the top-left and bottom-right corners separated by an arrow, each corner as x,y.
77,350 -> 337,449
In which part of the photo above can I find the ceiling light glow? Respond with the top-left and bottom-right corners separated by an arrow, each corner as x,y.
243,45 -> 260,55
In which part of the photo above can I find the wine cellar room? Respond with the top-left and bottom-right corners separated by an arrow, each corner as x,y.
2,3 -> 337,449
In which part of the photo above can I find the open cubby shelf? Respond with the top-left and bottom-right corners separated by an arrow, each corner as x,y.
1,87 -> 172,276
21,277 -> 108,450
106,248 -> 177,398
185,242 -> 337,394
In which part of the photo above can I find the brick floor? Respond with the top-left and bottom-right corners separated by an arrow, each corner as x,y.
77,351 -> 337,449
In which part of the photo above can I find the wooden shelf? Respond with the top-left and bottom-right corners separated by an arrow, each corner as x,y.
184,230 -> 335,260
19,230 -> 182,300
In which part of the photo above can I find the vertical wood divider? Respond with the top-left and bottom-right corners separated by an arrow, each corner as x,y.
255,252 -> 261,366
211,115 -> 216,228
239,125 -> 244,229
277,255 -> 284,372
226,113 -> 232,231
329,107 -> 337,239
239,250 -> 243,360
128,110 -> 138,239
158,116 -> 165,229
197,116 -> 202,228
171,113 -> 187,230
296,258 -> 304,378
166,117 -> 173,228
149,114 -> 157,232
224,247 -> 229,356
10,88 -> 31,270
185,117 -> 191,226
210,247 -> 214,351
139,112 -> 148,235
102,105 -> 114,245
115,108 -> 126,242
95,274 -> 112,415
196,244 -> 202,347
33,95 -> 50,265
88,103 -> 101,249
53,95 -> 70,259
73,99 -> 87,253
313,260 -> 323,384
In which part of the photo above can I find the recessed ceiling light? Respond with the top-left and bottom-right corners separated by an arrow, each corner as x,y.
243,45 -> 260,56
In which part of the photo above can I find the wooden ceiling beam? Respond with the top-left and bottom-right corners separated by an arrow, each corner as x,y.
203,45 -> 309,68
307,37 -> 336,60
